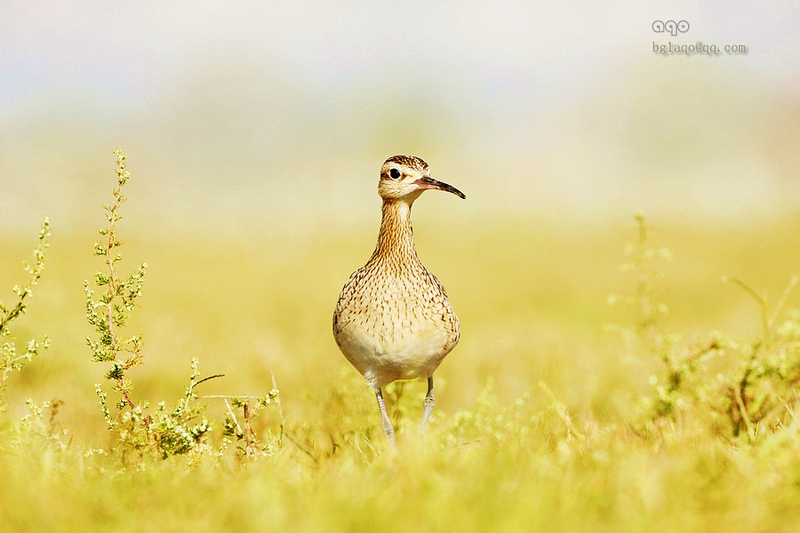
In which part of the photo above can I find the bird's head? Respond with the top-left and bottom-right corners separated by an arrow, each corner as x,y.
378,155 -> 466,202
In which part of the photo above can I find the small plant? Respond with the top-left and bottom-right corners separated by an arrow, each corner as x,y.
0,218 -> 51,413
610,215 -> 800,443
607,213 -> 672,342
719,276 -> 800,440
217,389 -> 282,458
607,214 -> 707,423
9,399 -> 69,457
85,151 -> 212,460
84,151 -> 146,414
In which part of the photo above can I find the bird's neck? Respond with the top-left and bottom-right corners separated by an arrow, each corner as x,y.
370,199 -> 420,264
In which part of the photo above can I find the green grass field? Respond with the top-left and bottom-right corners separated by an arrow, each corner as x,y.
2,170 -> 800,532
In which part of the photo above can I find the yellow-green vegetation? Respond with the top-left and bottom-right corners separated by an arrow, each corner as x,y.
2,152 -> 800,532
0,217 -> 50,414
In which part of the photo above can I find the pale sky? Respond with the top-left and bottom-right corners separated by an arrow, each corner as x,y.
1,1 -> 799,230
2,1 -> 797,105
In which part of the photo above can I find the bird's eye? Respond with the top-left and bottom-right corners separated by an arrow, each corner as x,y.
389,168 -> 401,180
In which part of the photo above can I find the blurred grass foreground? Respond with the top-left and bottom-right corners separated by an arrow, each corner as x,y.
2,147 -> 800,533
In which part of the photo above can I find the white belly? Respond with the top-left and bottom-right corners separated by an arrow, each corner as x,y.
333,266 -> 460,388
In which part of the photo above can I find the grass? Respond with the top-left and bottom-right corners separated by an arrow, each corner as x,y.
2,154 -> 800,531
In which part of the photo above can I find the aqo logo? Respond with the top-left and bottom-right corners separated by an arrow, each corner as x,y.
652,20 -> 690,36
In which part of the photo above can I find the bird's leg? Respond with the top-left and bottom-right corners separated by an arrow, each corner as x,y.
421,376 -> 435,431
375,388 -> 395,446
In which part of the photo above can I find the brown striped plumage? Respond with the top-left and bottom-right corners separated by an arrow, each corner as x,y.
333,155 -> 465,445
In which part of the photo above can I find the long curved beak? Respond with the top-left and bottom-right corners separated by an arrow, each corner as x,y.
415,176 -> 466,199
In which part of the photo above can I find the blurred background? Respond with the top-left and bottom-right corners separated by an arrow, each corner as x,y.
2,1 -> 799,229
1,1 -> 799,439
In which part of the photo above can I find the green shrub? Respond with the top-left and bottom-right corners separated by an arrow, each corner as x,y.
0,218 -> 50,413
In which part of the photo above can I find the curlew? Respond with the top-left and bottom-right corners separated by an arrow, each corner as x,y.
333,155 -> 465,445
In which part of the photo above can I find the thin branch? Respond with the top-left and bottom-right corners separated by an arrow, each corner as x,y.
770,275 -> 798,330
193,374 -> 225,388
722,276 -> 771,346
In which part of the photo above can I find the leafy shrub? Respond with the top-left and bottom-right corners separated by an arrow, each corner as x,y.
0,218 -> 50,413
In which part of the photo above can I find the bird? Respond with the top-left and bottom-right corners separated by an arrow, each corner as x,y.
333,155 -> 465,446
